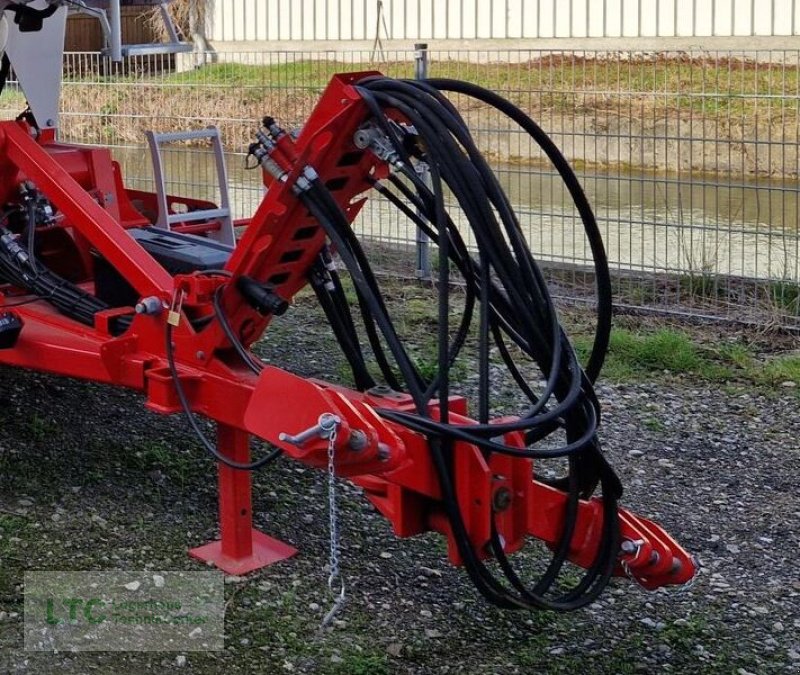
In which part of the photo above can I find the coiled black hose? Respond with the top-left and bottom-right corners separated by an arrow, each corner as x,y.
295,77 -> 621,610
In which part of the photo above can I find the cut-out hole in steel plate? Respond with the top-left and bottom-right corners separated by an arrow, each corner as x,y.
325,176 -> 349,191
293,226 -> 317,240
337,151 -> 363,167
268,272 -> 291,285
279,249 -> 304,263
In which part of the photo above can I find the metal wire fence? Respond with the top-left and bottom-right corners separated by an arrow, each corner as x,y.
6,47 -> 796,327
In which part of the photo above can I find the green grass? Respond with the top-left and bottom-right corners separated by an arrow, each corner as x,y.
658,616 -> 709,650
574,328 -> 701,380
154,56 -> 800,118
769,280 -> 800,317
61,55 -> 800,124
0,89 -> 27,115
643,417 -> 666,432
126,440 -> 197,484
28,414 -> 61,442
612,329 -> 702,372
155,55 -> 800,114
330,274 -> 798,392
764,354 -> 800,383
0,513 -> 27,539
573,326 -> 800,389
331,651 -> 390,675
164,61 -> 409,89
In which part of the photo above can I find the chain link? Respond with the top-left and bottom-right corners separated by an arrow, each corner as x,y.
321,419 -> 346,628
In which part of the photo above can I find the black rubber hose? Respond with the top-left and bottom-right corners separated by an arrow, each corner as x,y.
348,76 -> 619,610
309,260 -> 376,391
358,86 -> 571,425
357,86 -> 591,438
165,319 -> 282,471
424,78 -> 613,384
374,74 -> 610,502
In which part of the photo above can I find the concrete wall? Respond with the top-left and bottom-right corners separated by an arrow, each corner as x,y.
207,0 -> 800,42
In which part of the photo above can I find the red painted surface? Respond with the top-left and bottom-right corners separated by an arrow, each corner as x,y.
189,425 -> 297,574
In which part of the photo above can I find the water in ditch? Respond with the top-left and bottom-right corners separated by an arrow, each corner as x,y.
111,145 -> 799,283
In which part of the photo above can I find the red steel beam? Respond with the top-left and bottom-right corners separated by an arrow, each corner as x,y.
0,123 -> 173,298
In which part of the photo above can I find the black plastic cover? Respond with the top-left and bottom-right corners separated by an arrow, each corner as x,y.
94,227 -> 233,307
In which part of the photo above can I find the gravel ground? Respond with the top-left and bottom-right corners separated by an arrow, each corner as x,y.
0,290 -> 798,674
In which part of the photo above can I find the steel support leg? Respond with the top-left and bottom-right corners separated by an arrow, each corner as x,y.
189,424 -> 297,574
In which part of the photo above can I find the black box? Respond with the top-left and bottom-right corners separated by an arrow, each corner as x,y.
94,228 -> 233,307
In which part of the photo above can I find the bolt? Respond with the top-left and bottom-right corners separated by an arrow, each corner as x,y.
196,351 -> 206,360
134,296 -> 163,315
348,430 -> 368,451
621,540 -> 638,555
492,487 -> 512,512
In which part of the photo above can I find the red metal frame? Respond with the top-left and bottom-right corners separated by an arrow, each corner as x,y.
0,72 -> 696,591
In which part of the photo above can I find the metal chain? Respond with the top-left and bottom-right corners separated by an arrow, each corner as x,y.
320,419 -> 346,628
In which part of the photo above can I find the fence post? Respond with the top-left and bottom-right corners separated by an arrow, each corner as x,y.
414,42 -> 432,280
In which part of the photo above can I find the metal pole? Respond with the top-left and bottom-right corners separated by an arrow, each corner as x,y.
414,42 -> 432,280
108,0 -> 122,62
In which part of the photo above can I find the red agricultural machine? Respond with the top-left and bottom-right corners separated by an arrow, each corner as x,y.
0,1 -> 695,615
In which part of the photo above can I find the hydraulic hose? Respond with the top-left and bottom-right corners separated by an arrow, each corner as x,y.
297,76 -> 621,610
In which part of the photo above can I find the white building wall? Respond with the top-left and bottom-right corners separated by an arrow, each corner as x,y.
207,1 -> 800,42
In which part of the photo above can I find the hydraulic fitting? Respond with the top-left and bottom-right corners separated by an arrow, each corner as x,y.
248,142 -> 288,183
135,296 -> 164,316
236,275 -> 289,316
353,124 -> 404,168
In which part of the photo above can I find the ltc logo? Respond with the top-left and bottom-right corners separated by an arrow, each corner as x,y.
45,598 -> 105,625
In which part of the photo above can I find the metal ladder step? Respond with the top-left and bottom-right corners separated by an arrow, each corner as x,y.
145,127 -> 235,247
